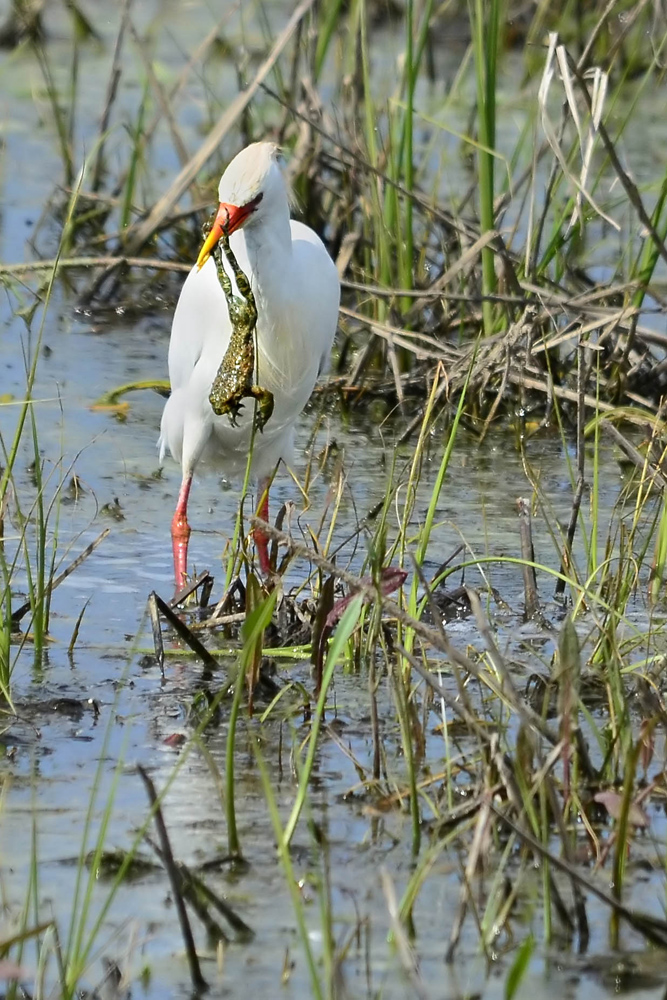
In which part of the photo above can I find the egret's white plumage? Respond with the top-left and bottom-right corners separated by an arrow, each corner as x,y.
159,142 -> 340,587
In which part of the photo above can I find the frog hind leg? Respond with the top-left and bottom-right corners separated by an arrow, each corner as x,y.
249,385 -> 274,431
221,231 -> 256,314
227,397 -> 244,426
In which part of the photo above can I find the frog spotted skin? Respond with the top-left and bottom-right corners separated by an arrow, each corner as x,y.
207,223 -> 274,431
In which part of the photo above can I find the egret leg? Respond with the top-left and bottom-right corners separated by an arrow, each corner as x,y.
254,476 -> 271,576
171,473 -> 192,590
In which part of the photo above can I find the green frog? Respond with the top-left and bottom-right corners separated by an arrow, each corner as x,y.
207,222 -> 274,431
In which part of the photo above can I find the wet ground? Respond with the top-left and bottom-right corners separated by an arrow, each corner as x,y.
2,2 -> 667,998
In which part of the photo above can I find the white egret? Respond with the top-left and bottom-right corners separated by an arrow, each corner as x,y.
159,142 -> 340,589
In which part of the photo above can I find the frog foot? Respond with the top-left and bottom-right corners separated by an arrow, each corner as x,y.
208,382 -> 245,424
250,386 -> 274,432
227,399 -> 244,426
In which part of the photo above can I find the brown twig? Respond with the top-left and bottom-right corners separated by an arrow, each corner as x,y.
137,766 -> 207,991
556,337 -> 587,597
150,591 -> 220,671
517,498 -> 539,617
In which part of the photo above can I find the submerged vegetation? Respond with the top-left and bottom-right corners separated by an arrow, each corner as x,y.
2,0 -> 667,997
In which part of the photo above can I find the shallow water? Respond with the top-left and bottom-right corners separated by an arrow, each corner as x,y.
3,372 -> 664,998
2,3 -> 667,998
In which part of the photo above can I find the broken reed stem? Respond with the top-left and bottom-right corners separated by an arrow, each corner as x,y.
147,593 -> 164,675
517,497 -> 539,617
137,765 -> 207,992
491,802 -> 667,949
555,337 -> 586,598
0,256 -> 190,276
150,591 -> 220,671
144,834 -> 229,944
168,570 -> 213,610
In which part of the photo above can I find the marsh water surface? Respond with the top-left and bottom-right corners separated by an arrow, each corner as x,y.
2,2 -> 667,998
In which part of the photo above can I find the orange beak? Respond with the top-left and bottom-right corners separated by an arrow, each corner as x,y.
196,200 -> 255,270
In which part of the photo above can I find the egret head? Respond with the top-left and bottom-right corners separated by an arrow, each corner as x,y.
196,143 -> 286,269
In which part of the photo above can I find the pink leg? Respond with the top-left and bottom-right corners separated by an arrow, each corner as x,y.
171,473 -> 192,590
254,476 -> 271,576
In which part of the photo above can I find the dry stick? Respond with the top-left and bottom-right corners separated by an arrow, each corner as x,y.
387,340 -> 405,406
506,368 -> 617,414
531,307 -> 636,358
137,766 -> 207,992
339,305 -> 454,362
67,597 -> 90,657
181,866 -> 253,939
346,336 -> 377,388
601,419 -> 667,493
147,593 -> 164,674
123,0 -> 316,256
517,498 -> 539,616
521,279 -> 636,314
556,337 -> 587,598
11,528 -> 110,625
145,833 -> 253,941
151,591 -> 220,671
145,835 -> 230,944
199,573 -> 214,608
342,278 -> 529,306
490,802 -> 667,948
197,611 -> 246,631
91,0 -> 131,192
0,256 -> 190,277
168,570 -> 213,610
